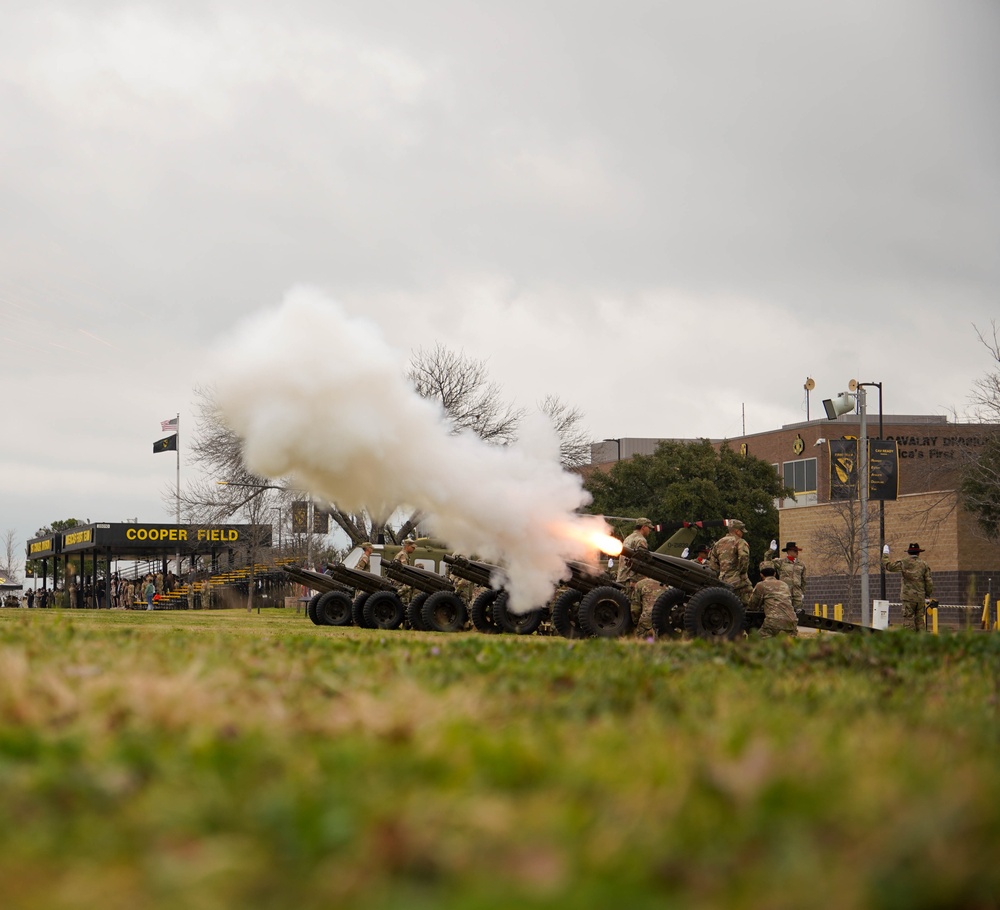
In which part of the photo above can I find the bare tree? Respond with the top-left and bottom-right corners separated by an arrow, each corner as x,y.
539,394 -> 591,468
969,321 -> 1000,421
960,323 -> 1000,539
812,498 -> 862,613
180,346 -> 591,553
407,343 -> 524,445
0,529 -> 19,582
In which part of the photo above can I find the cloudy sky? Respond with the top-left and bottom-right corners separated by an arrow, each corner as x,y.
2,0 -> 998,566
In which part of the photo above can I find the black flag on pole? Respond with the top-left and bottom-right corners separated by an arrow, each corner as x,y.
153,434 -> 178,454
829,438 -> 858,500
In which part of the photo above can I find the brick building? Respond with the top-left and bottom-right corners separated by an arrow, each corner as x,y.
589,416 -> 1000,618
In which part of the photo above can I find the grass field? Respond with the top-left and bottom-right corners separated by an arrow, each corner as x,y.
1,608 -> 999,910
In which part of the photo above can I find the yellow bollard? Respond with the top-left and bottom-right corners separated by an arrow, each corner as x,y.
814,603 -> 821,617
822,604 -> 828,619
983,594 -> 991,630
928,606 -> 939,635
834,603 -> 843,622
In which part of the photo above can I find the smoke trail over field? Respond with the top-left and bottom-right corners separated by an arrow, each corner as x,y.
212,287 -> 613,612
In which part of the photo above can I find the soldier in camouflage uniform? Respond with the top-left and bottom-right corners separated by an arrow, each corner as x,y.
392,538 -> 418,602
882,542 -> 933,631
616,517 -> 663,636
748,565 -> 798,638
707,519 -> 752,605
760,541 -> 807,609
448,553 -> 479,605
355,542 -> 374,572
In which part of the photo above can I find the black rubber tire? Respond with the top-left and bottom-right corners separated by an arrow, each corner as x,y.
406,593 -> 429,631
363,590 -> 405,630
651,587 -> 687,638
470,589 -> 502,634
317,590 -> 353,626
578,586 -> 633,638
550,589 -> 584,638
494,593 -> 544,635
683,586 -> 746,640
352,593 -> 371,628
422,590 -> 467,633
306,593 -> 324,625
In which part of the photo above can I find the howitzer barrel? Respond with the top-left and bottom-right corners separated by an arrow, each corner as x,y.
325,563 -> 396,594
382,560 -> 455,594
565,560 -> 623,594
281,564 -> 353,594
620,545 -> 723,595
442,554 -> 505,589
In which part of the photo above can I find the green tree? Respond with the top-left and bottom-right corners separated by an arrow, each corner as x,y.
584,440 -> 790,569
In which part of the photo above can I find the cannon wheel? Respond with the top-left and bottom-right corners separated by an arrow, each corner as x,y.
550,589 -> 583,638
494,593 -> 544,635
470,589 -> 502,634
422,591 -> 467,633
306,593 -> 324,625
578,586 -> 632,638
651,587 -> 687,638
363,591 -> 404,630
317,590 -> 353,627
352,593 -> 371,628
406,593 -> 429,631
683,586 -> 745,640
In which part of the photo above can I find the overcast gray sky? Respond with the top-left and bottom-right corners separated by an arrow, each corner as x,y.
2,0 -> 998,567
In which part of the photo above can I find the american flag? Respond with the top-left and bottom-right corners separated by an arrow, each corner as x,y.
160,416 -> 179,432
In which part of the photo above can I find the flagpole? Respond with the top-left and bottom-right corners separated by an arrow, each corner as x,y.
175,412 -> 181,526
175,413 -> 181,578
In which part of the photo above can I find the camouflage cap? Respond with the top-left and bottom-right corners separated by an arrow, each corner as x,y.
636,517 -> 654,528
728,519 -> 747,532
403,538 -> 417,546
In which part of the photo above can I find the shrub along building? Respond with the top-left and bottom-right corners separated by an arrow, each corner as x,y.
589,415 -> 1000,617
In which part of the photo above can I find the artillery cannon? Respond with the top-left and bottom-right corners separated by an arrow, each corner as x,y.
321,562 -> 409,630
547,562 -> 632,638
620,546 -> 880,640
282,564 -> 357,627
382,560 -> 467,633
442,554 -> 545,635
621,545 -> 745,639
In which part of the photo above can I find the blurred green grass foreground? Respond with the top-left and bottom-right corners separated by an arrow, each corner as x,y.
1,609 -> 999,910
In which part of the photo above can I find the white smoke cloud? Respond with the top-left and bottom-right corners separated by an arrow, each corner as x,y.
211,286 -> 613,611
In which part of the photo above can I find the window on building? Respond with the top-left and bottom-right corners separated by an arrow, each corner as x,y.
783,458 -> 817,494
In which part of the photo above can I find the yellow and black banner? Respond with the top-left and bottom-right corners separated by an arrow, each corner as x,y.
868,438 -> 899,501
313,509 -> 329,534
153,434 -> 178,454
291,501 -> 308,534
829,439 -> 858,500
829,438 -> 899,500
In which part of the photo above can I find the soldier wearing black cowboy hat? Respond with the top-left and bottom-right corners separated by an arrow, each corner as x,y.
881,542 -> 933,631
760,541 -> 808,609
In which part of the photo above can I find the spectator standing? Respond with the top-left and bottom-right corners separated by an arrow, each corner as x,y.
144,575 -> 156,611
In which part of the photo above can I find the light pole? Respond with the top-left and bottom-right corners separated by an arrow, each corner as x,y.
823,380 -> 883,626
